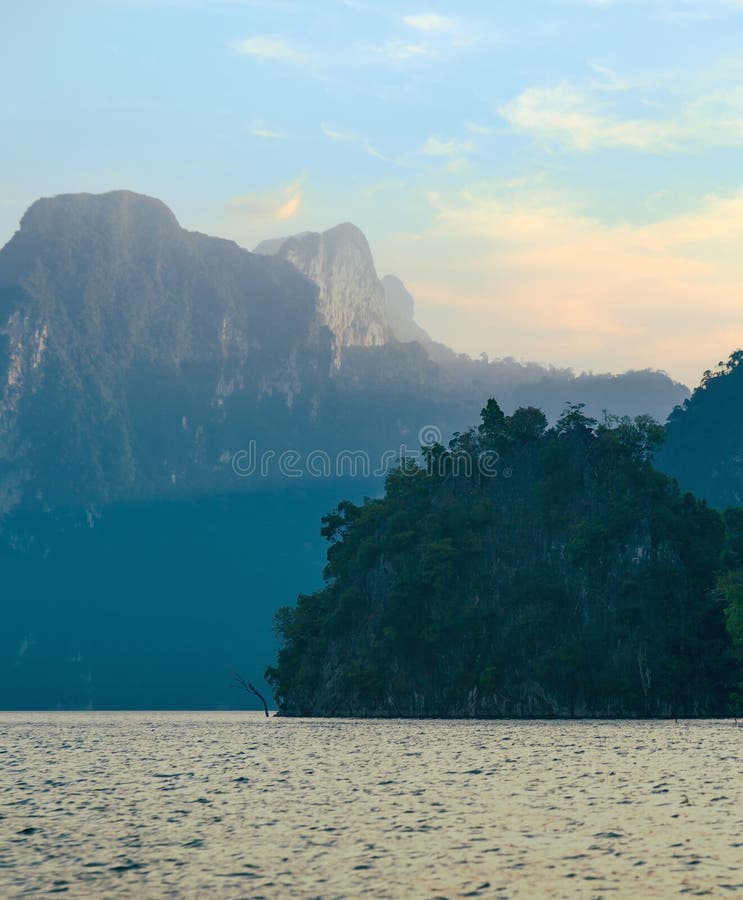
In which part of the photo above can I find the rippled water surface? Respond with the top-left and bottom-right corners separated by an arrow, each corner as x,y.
1,714 -> 742,898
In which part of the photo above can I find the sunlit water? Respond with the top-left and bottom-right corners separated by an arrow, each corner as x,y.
1,714 -> 742,898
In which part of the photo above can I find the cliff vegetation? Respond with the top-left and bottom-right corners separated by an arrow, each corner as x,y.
268,401 -> 743,717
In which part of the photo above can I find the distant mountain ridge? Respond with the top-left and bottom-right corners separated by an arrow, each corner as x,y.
256,221 -> 689,423
0,190 -> 689,514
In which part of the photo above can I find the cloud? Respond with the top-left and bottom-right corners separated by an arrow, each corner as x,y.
229,9 -> 480,75
273,192 -> 302,219
230,35 -> 309,63
421,136 -> 476,157
321,122 -> 394,162
500,83 -> 678,151
229,176 -> 304,220
387,183 -> 743,384
500,76 -> 743,152
249,120 -> 285,139
403,12 -> 457,32
365,40 -> 430,61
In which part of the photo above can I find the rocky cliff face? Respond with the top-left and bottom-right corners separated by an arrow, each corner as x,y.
256,223 -> 391,357
0,191 -> 333,510
255,228 -> 432,350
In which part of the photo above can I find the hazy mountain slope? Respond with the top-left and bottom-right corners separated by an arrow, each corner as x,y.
257,222 -> 689,423
380,274 -> 432,345
0,190 -> 335,510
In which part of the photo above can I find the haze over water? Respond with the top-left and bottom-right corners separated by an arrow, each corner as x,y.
2,713 -> 742,898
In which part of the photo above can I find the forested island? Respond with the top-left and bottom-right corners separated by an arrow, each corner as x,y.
268,401 -> 743,718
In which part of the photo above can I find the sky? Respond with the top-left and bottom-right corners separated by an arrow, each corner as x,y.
2,0 -> 743,386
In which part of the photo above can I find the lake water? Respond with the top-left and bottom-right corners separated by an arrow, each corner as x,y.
1,714 -> 742,898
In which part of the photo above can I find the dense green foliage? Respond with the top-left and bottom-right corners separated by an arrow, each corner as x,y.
268,401 -> 742,718
658,350 -> 743,509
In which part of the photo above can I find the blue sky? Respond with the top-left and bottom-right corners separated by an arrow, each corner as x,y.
3,0 -> 743,384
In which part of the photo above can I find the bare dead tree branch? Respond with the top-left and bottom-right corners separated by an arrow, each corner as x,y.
233,672 -> 270,717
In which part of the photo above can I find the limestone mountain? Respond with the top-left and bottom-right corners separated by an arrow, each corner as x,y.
256,228 -> 432,348
255,223 -> 391,355
0,190 -> 333,510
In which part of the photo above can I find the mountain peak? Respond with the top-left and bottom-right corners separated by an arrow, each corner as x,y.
255,223 -> 437,353
0,189 -> 327,511
254,222 -> 389,354
19,190 -> 180,238
322,221 -> 370,250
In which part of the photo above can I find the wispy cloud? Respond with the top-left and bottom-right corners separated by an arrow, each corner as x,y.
249,119 -> 286,139
229,175 -> 305,220
229,9 -> 480,75
321,122 -> 394,162
393,182 -> 743,383
402,11 -> 483,50
273,192 -> 302,219
365,39 -> 430,61
230,35 -> 309,64
421,136 -> 476,157
500,75 -> 743,152
403,12 -> 457,33
500,83 -> 675,151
